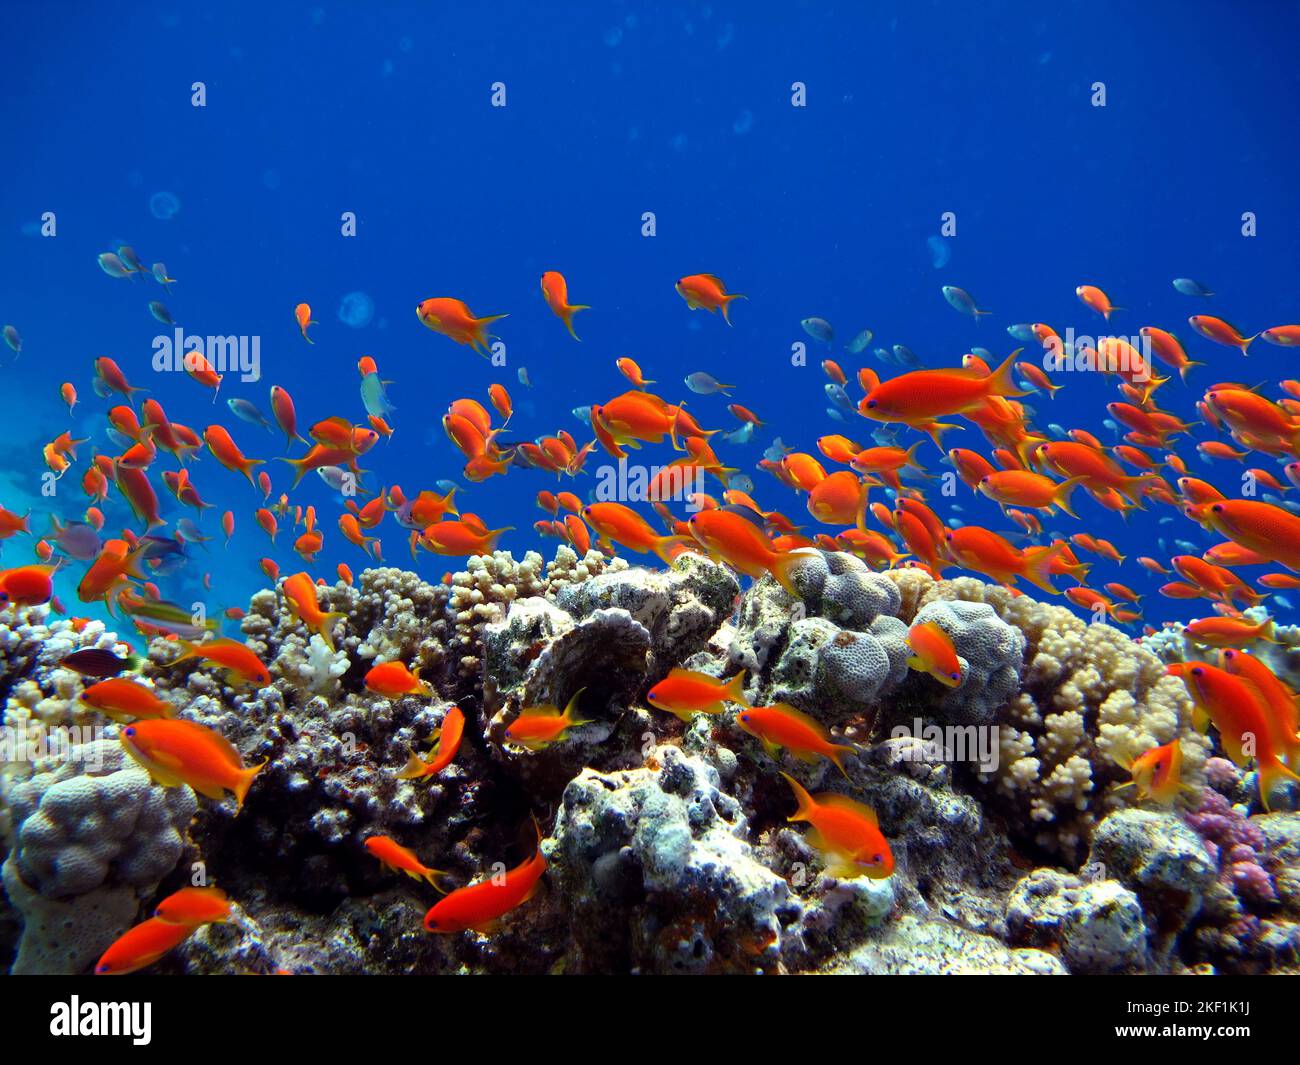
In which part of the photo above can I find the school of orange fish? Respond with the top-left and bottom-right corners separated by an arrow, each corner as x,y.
6,262 -> 1300,972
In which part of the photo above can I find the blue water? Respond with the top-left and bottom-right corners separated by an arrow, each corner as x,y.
3,2 -> 1299,635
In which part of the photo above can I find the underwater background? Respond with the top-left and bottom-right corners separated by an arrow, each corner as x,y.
4,1 -> 1300,978
2,1 -> 1298,630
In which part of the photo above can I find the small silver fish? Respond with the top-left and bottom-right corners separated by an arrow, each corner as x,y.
685,371 -> 733,395
435,479 -> 461,495
825,383 -> 855,414
572,405 -> 592,424
50,517 -> 101,561
847,329 -> 872,354
2,325 -> 20,354
941,285 -> 991,319
801,317 -> 834,344
316,466 -> 353,493
149,300 -> 174,326
176,518 -> 211,544
763,437 -> 791,462
826,408 -> 846,423
729,474 -> 754,494
1172,278 -> 1214,297
151,263 -> 176,290
117,245 -> 147,275
360,372 -> 395,417
1007,323 -> 1037,343
227,398 -> 274,432
892,344 -> 922,368
517,367 -> 532,388
723,422 -> 755,444
97,252 -> 132,279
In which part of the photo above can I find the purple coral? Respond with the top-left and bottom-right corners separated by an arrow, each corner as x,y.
1184,789 -> 1276,907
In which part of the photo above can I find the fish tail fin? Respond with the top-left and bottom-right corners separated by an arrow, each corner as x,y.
725,669 -> 751,708
828,743 -> 856,779
768,548 -> 815,598
780,771 -> 816,822
444,486 -> 459,516
563,305 -> 590,341
562,686 -> 590,727
922,421 -> 962,450
1022,542 -> 1065,595
276,456 -> 309,489
485,526 -> 514,552
1179,361 -> 1204,382
987,348 -> 1030,398
234,759 -> 267,811
1257,757 -> 1300,812
319,612 -> 346,652
1053,476 -> 1087,519
395,751 -> 432,780
651,534 -> 689,566
721,293 -> 747,325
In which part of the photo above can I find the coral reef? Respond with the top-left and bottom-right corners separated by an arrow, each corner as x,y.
2,544 -> 1296,975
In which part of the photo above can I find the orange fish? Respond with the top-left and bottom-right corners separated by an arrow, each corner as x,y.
269,385 -> 307,447
424,821 -> 546,934
581,502 -> 686,564
79,677 -> 175,723
675,273 -> 746,324
540,271 -> 590,340
171,637 -> 272,687
365,661 -> 433,699
282,572 -> 347,650
616,357 -> 655,390
416,297 -> 507,357
977,470 -> 1086,516
121,718 -> 265,808
294,302 -> 317,343
414,518 -> 511,557
365,836 -> 448,888
503,689 -> 590,750
686,509 -> 817,596
1189,314 -> 1255,355
1178,662 -> 1299,810
1184,615 -> 1275,647
204,425 -> 264,485
943,526 -> 1067,594
647,667 -> 749,722
0,563 -> 58,607
906,621 -> 963,687
95,916 -> 194,975
781,773 -> 893,880
860,351 -> 1026,444
1112,739 -> 1188,805
153,886 -> 232,926
397,706 -> 466,780
735,703 -> 855,775
1076,284 -> 1121,320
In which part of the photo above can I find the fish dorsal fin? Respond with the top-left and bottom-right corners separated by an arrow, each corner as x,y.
670,667 -> 725,686
764,702 -> 830,740
814,791 -> 877,825
516,703 -> 559,719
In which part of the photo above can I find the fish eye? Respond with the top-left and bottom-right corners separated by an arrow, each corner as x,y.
872,853 -> 882,864
1190,667 -> 1203,676
949,672 -> 960,680
740,714 -> 749,722
124,726 -> 135,736
866,400 -> 877,409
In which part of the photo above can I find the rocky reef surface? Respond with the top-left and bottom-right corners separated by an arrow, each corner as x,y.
3,545 -> 1299,975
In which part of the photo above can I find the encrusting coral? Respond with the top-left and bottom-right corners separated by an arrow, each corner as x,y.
0,544 -> 1291,975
